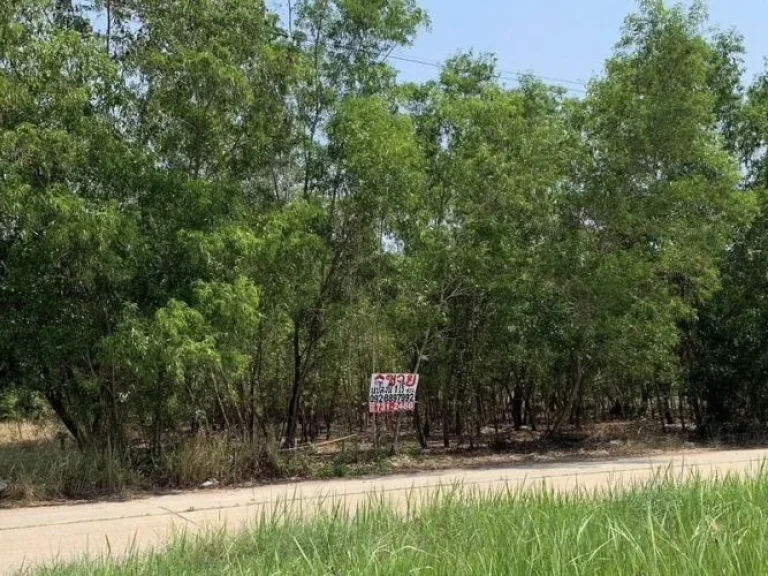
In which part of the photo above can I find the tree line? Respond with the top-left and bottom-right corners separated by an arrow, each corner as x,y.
2,0 -> 768,456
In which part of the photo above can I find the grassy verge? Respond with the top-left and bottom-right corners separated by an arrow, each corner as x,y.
2,419 -> 702,505
0,422 -> 392,503
36,471 -> 768,575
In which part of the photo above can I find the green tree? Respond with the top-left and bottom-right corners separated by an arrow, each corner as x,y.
0,0 -> 138,448
569,0 -> 753,431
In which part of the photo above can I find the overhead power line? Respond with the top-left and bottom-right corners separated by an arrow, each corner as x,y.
387,53 -> 588,94
271,29 -> 589,95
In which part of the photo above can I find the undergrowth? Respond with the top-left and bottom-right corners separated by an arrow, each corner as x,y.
0,422 -> 391,503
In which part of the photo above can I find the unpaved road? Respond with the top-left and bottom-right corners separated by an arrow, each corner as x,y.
2,448 -> 768,574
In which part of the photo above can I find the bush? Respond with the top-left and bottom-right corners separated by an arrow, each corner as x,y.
0,390 -> 46,422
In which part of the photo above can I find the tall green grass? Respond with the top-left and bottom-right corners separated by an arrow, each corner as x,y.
0,428 -> 386,503
0,444 -> 135,501
38,471 -> 768,575
0,435 -> 263,502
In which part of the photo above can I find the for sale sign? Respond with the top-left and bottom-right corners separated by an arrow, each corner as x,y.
369,373 -> 419,414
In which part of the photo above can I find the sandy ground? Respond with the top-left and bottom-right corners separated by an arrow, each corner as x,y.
1,448 -> 767,574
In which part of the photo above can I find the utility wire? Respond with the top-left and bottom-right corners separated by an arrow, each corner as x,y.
273,28 -> 589,95
387,53 -> 587,94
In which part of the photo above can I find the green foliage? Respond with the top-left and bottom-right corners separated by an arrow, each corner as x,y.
0,390 -> 45,421
102,278 -> 260,436
2,0 -> 768,463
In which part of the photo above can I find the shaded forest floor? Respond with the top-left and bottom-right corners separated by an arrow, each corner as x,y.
0,419 -> 733,508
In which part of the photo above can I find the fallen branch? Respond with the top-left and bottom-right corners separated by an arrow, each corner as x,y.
280,434 -> 359,453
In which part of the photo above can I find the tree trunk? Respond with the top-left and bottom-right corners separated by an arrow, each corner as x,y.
512,384 -> 524,430
664,391 -> 674,426
574,381 -> 586,430
324,411 -> 333,441
678,390 -> 687,432
414,399 -> 427,449
250,320 -> 265,447
392,411 -> 403,455
283,325 -> 303,449
45,391 -> 88,452
525,383 -> 538,432
441,388 -> 450,448
393,333 -> 430,454
474,385 -> 482,444
654,382 -> 667,433
548,354 -> 584,438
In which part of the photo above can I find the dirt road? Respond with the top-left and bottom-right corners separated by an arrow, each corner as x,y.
2,448 -> 767,574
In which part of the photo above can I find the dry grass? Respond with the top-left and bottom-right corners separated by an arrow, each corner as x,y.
0,420 -> 134,503
377,421 -> 702,474
0,423 -> 271,505
0,419 -> 705,507
0,420 -> 60,447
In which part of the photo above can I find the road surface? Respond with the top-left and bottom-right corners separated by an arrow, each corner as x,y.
2,448 -> 767,574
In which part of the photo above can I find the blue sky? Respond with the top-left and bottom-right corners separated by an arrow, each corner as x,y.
393,1 -> 768,92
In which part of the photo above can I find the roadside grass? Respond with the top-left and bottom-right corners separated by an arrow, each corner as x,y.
0,442 -> 137,501
0,429 -> 265,501
1,419 -> 704,506
0,419 -> 711,506
36,470 -> 768,576
0,421 -> 390,503
0,421 -> 129,502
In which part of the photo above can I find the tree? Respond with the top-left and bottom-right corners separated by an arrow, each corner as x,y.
2,0 -> 765,462
274,0 -> 428,448
571,0 -> 753,432
0,0 -> 138,448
